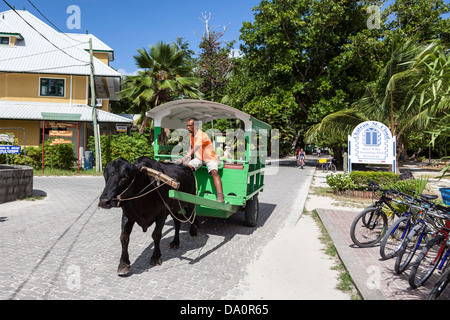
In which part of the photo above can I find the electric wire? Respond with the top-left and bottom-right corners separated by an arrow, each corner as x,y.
0,42 -> 88,63
25,0 -> 86,44
2,0 -> 89,64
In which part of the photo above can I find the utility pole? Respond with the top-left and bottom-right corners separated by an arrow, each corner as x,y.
89,38 -> 101,172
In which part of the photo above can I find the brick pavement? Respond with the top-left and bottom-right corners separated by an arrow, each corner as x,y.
317,208 -> 450,300
0,164 -> 315,300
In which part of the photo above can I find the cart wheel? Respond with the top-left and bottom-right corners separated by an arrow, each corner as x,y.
245,195 -> 259,227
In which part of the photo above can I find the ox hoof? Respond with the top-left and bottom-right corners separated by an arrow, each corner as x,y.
150,257 -> 162,266
189,227 -> 198,237
170,242 -> 179,249
117,265 -> 131,276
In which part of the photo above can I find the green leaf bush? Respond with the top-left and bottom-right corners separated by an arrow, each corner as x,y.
88,132 -> 154,168
1,139 -> 75,170
326,171 -> 429,200
326,171 -> 399,191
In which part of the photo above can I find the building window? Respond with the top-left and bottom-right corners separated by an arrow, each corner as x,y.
40,78 -> 65,97
0,37 -> 9,45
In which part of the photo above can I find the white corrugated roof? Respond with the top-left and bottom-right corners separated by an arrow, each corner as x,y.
0,15 -> 22,37
63,33 -> 113,52
63,33 -> 114,61
0,101 -> 133,123
0,10 -> 120,77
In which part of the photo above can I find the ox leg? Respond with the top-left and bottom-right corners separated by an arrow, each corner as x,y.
118,215 -> 134,276
170,217 -> 181,249
150,216 -> 165,266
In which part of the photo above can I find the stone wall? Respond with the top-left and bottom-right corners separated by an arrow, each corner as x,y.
0,165 -> 33,204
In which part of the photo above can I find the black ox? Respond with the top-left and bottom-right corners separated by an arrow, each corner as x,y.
98,156 -> 197,276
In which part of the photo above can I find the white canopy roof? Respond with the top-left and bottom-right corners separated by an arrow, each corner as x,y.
146,100 -> 269,131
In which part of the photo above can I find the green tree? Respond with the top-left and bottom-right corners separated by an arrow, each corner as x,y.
225,0 -> 386,151
119,41 -> 203,133
305,37 -> 449,170
196,12 -> 236,102
383,0 -> 450,44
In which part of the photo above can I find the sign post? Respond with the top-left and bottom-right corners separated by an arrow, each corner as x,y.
348,121 -> 396,173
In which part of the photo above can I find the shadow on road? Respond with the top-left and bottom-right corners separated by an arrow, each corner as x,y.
128,202 -> 277,275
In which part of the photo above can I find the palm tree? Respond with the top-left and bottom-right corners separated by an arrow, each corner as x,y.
119,41 -> 203,133
305,37 -> 449,169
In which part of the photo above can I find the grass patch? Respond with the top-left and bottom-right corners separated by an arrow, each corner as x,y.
33,168 -> 102,176
307,209 -> 362,300
309,186 -> 374,209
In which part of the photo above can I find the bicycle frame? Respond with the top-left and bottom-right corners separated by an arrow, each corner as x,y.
374,194 -> 403,220
430,221 -> 450,272
390,211 -> 412,240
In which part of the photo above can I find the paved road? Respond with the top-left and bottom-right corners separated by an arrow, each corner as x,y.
0,161 -> 314,300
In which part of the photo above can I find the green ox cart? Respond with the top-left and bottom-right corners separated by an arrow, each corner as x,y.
146,99 -> 272,227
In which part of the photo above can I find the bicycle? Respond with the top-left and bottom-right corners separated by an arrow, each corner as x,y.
427,264 -> 450,300
349,181 -> 404,248
408,204 -> 450,289
298,156 -> 305,169
379,190 -> 419,260
319,158 -> 336,173
394,194 -> 440,274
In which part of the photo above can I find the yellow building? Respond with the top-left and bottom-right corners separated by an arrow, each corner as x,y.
0,9 -> 131,162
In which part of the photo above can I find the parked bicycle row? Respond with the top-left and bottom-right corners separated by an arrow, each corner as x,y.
349,181 -> 450,300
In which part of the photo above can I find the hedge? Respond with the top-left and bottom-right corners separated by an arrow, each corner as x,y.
88,132 -> 154,168
0,139 -> 75,170
326,171 -> 429,199
348,171 -> 399,189
326,171 -> 399,191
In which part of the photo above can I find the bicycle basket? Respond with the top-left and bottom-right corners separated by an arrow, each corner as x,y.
440,188 -> 450,205
319,159 -> 327,164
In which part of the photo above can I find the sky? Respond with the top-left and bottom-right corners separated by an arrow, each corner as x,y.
0,0 -> 261,75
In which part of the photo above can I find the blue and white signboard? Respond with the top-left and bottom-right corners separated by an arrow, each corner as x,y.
348,121 -> 396,173
0,145 -> 21,154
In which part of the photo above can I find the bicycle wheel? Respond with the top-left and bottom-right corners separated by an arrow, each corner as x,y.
330,163 -> 337,173
428,267 -> 450,300
409,234 -> 446,289
350,207 -> 388,248
394,223 -> 426,274
379,216 -> 410,260
322,163 -> 328,173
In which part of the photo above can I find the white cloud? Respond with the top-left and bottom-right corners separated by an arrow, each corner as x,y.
117,68 -> 143,76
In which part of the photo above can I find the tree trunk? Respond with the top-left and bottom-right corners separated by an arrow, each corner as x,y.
139,114 -> 150,134
332,146 -> 343,170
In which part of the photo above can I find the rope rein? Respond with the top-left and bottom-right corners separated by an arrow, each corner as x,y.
113,171 -> 197,225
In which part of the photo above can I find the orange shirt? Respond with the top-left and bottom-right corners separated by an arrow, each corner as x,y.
191,130 -> 218,162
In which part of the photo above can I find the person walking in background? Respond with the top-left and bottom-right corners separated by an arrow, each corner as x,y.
298,148 -> 306,169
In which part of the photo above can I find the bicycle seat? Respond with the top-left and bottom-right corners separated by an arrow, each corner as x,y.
419,194 -> 438,200
437,204 -> 450,214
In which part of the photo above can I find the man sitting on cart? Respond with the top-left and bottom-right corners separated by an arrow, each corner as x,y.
176,118 -> 224,202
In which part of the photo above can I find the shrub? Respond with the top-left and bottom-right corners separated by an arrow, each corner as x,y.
43,140 -> 75,170
326,171 -> 400,191
349,171 -> 399,190
0,141 -> 75,170
88,132 -> 154,168
384,176 -> 429,196
326,173 -> 356,191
